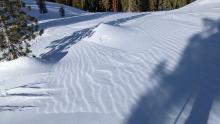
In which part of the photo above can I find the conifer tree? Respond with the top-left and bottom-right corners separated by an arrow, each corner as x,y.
42,0 -> 195,12
36,0 -> 48,14
101,0 -> 110,11
66,0 -> 73,6
130,0 -> 141,12
72,0 -> 81,8
121,0 -> 130,12
0,1 -> 40,61
112,0 -> 122,12
59,5 -> 65,17
112,0 -> 117,12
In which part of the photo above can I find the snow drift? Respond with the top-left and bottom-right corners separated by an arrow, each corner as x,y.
0,0 -> 220,124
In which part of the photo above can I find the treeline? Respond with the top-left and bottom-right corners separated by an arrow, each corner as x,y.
47,0 -> 195,12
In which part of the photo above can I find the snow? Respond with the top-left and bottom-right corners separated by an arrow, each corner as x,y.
195,0 -> 220,5
24,0 -> 85,22
85,23 -> 155,52
0,57 -> 49,77
0,0 -> 220,124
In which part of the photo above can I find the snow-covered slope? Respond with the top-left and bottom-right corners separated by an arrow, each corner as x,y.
0,0 -> 220,124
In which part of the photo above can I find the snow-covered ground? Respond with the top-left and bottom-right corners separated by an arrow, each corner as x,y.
0,0 -> 220,124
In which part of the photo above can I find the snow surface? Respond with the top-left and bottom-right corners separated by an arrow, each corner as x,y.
0,0 -> 220,124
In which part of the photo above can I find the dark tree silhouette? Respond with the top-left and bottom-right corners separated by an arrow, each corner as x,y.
47,0 -> 195,12
59,6 -> 65,17
36,0 -> 48,14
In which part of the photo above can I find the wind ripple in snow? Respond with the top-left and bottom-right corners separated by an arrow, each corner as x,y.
38,34 -> 188,118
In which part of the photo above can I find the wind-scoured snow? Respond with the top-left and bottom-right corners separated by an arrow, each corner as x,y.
0,0 -> 220,124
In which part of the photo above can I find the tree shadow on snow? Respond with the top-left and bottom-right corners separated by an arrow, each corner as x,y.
40,27 -> 94,63
40,13 -> 113,29
106,13 -> 147,26
126,18 -> 220,124
40,14 -> 147,63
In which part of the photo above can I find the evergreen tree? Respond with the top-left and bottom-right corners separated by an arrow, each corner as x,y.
112,0 -> 117,12
187,0 -> 191,4
89,0 -> 99,11
130,0 -> 141,12
36,0 -> 48,14
141,0 -> 148,11
0,1 -> 40,61
112,0 -> 122,12
66,0 -> 73,6
72,0 -> 81,9
101,0 -> 110,11
121,0 -> 130,11
59,5 -> 65,17
47,0 -> 195,12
